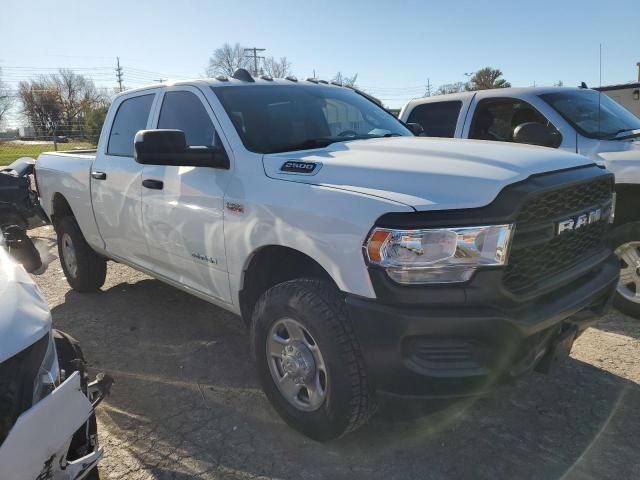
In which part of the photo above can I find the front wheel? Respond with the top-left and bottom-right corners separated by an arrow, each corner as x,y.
610,222 -> 640,318
56,216 -> 106,292
251,278 -> 377,441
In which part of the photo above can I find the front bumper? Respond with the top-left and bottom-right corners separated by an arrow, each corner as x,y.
346,253 -> 619,397
0,371 -> 110,480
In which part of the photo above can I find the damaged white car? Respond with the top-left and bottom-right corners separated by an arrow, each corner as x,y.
0,230 -> 112,480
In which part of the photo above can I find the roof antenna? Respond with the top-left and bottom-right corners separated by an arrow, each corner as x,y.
232,68 -> 254,82
598,43 -> 602,138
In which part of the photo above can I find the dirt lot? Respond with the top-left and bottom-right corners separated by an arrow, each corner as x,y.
30,226 -> 639,480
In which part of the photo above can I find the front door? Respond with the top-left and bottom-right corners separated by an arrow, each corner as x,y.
463,95 -> 576,152
91,91 -> 158,267
141,86 -> 232,303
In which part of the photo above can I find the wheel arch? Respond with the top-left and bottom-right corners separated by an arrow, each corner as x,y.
238,245 -> 337,325
51,192 -> 75,226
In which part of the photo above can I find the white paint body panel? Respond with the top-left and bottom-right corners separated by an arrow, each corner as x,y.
400,87 -> 640,186
0,372 -> 100,480
36,81 -> 596,308
0,243 -> 51,362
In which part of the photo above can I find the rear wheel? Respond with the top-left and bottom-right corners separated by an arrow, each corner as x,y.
611,222 -> 640,318
56,216 -> 106,292
251,278 -> 376,441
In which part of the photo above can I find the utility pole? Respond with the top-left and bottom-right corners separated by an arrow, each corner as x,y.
424,78 -> 432,97
244,47 -> 266,76
154,78 -> 166,83
115,57 -> 124,92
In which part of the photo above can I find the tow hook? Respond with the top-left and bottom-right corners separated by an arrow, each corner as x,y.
87,373 -> 114,408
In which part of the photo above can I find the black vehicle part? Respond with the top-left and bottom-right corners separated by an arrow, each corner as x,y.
0,333 -> 49,448
0,157 -> 48,230
2,224 -> 42,273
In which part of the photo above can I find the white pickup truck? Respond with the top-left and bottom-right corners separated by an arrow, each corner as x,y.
35,71 -> 618,440
400,87 -> 640,318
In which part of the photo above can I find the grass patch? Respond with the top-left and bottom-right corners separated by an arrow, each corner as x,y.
0,141 -> 96,166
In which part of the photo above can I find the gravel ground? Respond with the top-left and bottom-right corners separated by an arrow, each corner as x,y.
29,226 -> 640,480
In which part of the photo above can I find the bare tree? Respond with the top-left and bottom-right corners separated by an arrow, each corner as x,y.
332,72 -> 358,87
263,56 -> 292,78
18,69 -> 107,136
435,81 -> 468,95
18,78 -> 62,136
0,67 -> 14,128
466,67 -> 511,91
53,69 -> 104,132
206,43 -> 250,77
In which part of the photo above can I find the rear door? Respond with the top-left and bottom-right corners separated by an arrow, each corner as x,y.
405,100 -> 463,138
91,90 -> 159,267
141,86 -> 233,304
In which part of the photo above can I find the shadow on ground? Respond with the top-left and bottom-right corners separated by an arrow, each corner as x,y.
50,277 -> 640,480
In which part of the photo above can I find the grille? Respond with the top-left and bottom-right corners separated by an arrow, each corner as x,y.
516,177 -> 612,224
503,178 -> 613,294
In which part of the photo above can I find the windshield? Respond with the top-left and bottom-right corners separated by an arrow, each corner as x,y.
541,89 -> 640,139
211,84 -> 411,153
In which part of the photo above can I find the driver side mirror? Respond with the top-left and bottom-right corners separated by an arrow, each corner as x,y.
406,122 -> 425,136
513,122 -> 562,149
134,129 -> 230,169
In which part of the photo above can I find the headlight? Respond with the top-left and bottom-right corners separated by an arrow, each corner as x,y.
365,224 -> 515,284
32,331 -> 59,405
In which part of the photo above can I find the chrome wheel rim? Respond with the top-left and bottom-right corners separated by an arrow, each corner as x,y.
61,233 -> 78,278
615,241 -> 640,304
266,317 -> 328,412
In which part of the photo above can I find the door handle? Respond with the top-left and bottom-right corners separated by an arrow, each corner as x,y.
142,179 -> 164,190
91,171 -> 107,180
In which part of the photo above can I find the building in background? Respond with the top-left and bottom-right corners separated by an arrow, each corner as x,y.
595,63 -> 640,118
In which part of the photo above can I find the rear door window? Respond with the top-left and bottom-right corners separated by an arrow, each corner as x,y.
406,101 -> 462,138
107,94 -> 155,157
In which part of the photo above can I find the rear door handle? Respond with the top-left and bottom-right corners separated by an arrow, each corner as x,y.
142,179 -> 164,190
91,171 -> 107,180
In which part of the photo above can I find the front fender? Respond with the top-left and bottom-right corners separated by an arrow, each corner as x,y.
224,179 -> 413,304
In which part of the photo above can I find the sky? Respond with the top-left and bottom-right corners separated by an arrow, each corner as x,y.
1,0 -> 639,126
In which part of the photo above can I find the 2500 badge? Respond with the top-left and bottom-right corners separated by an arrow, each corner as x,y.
280,161 -> 318,174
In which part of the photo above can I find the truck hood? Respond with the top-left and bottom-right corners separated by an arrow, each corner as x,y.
0,246 -> 51,363
595,140 -> 640,184
263,137 -> 594,211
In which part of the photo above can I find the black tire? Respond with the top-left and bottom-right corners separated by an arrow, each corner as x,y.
53,330 -> 99,478
251,278 -> 376,441
610,222 -> 640,319
56,216 -> 106,292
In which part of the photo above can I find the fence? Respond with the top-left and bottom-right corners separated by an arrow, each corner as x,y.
0,128 -> 100,166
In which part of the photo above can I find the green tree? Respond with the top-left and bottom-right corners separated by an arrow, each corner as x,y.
466,67 -> 511,91
83,104 -> 110,143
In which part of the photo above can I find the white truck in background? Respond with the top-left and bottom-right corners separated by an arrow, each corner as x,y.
35,71 -> 618,440
400,87 -> 640,317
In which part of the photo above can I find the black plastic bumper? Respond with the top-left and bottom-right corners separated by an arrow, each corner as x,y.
346,253 -> 619,397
